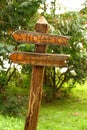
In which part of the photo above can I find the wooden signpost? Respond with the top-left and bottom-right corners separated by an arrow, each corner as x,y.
12,30 -> 69,46
10,52 -> 69,67
9,16 -> 69,130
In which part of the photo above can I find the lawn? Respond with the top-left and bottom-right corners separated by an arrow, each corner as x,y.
0,83 -> 87,130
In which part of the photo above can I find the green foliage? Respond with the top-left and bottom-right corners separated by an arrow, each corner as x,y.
43,11 -> 87,99
1,95 -> 28,117
18,44 -> 34,52
0,0 -> 87,101
1,84 -> 87,129
0,43 -> 15,93
0,0 -> 41,97
0,43 -> 31,103
0,0 -> 41,41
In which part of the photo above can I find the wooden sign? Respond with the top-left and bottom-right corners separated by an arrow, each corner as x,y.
12,30 -> 69,46
9,16 -> 70,130
10,52 -> 69,67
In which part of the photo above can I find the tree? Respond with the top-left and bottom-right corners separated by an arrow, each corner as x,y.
0,0 -> 41,41
50,0 -> 56,17
43,10 -> 87,99
0,0 -> 41,96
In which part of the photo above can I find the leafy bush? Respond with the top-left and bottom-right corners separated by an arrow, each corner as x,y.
1,94 -> 28,117
43,11 -> 87,100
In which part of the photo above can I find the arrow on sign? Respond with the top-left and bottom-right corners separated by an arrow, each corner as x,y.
10,52 -> 69,67
12,30 -> 69,46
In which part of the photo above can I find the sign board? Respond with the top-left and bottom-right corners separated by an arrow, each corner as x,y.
10,52 -> 69,67
12,30 -> 69,46
9,16 -> 70,130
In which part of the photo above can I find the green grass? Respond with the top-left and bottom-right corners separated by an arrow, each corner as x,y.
0,115 -> 25,130
38,98 -> 87,130
38,83 -> 87,130
1,83 -> 87,130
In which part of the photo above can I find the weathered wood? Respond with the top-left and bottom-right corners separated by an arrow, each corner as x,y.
9,16 -> 70,130
10,52 -> 69,67
12,30 -> 69,46
24,16 -> 49,130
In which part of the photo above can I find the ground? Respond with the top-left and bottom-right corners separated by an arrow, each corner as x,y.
0,82 -> 87,130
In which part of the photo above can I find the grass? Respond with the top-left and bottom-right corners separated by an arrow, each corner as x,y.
38,98 -> 87,130
0,115 -> 24,130
1,83 -> 87,130
37,82 -> 87,130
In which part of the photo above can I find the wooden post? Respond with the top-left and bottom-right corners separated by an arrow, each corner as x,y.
9,16 -> 69,130
24,16 -> 49,130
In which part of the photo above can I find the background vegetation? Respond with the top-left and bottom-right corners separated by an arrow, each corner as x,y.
0,0 -> 87,129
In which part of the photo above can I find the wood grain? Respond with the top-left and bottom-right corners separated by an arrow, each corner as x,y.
24,16 -> 49,130
10,52 -> 69,67
12,30 -> 69,46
